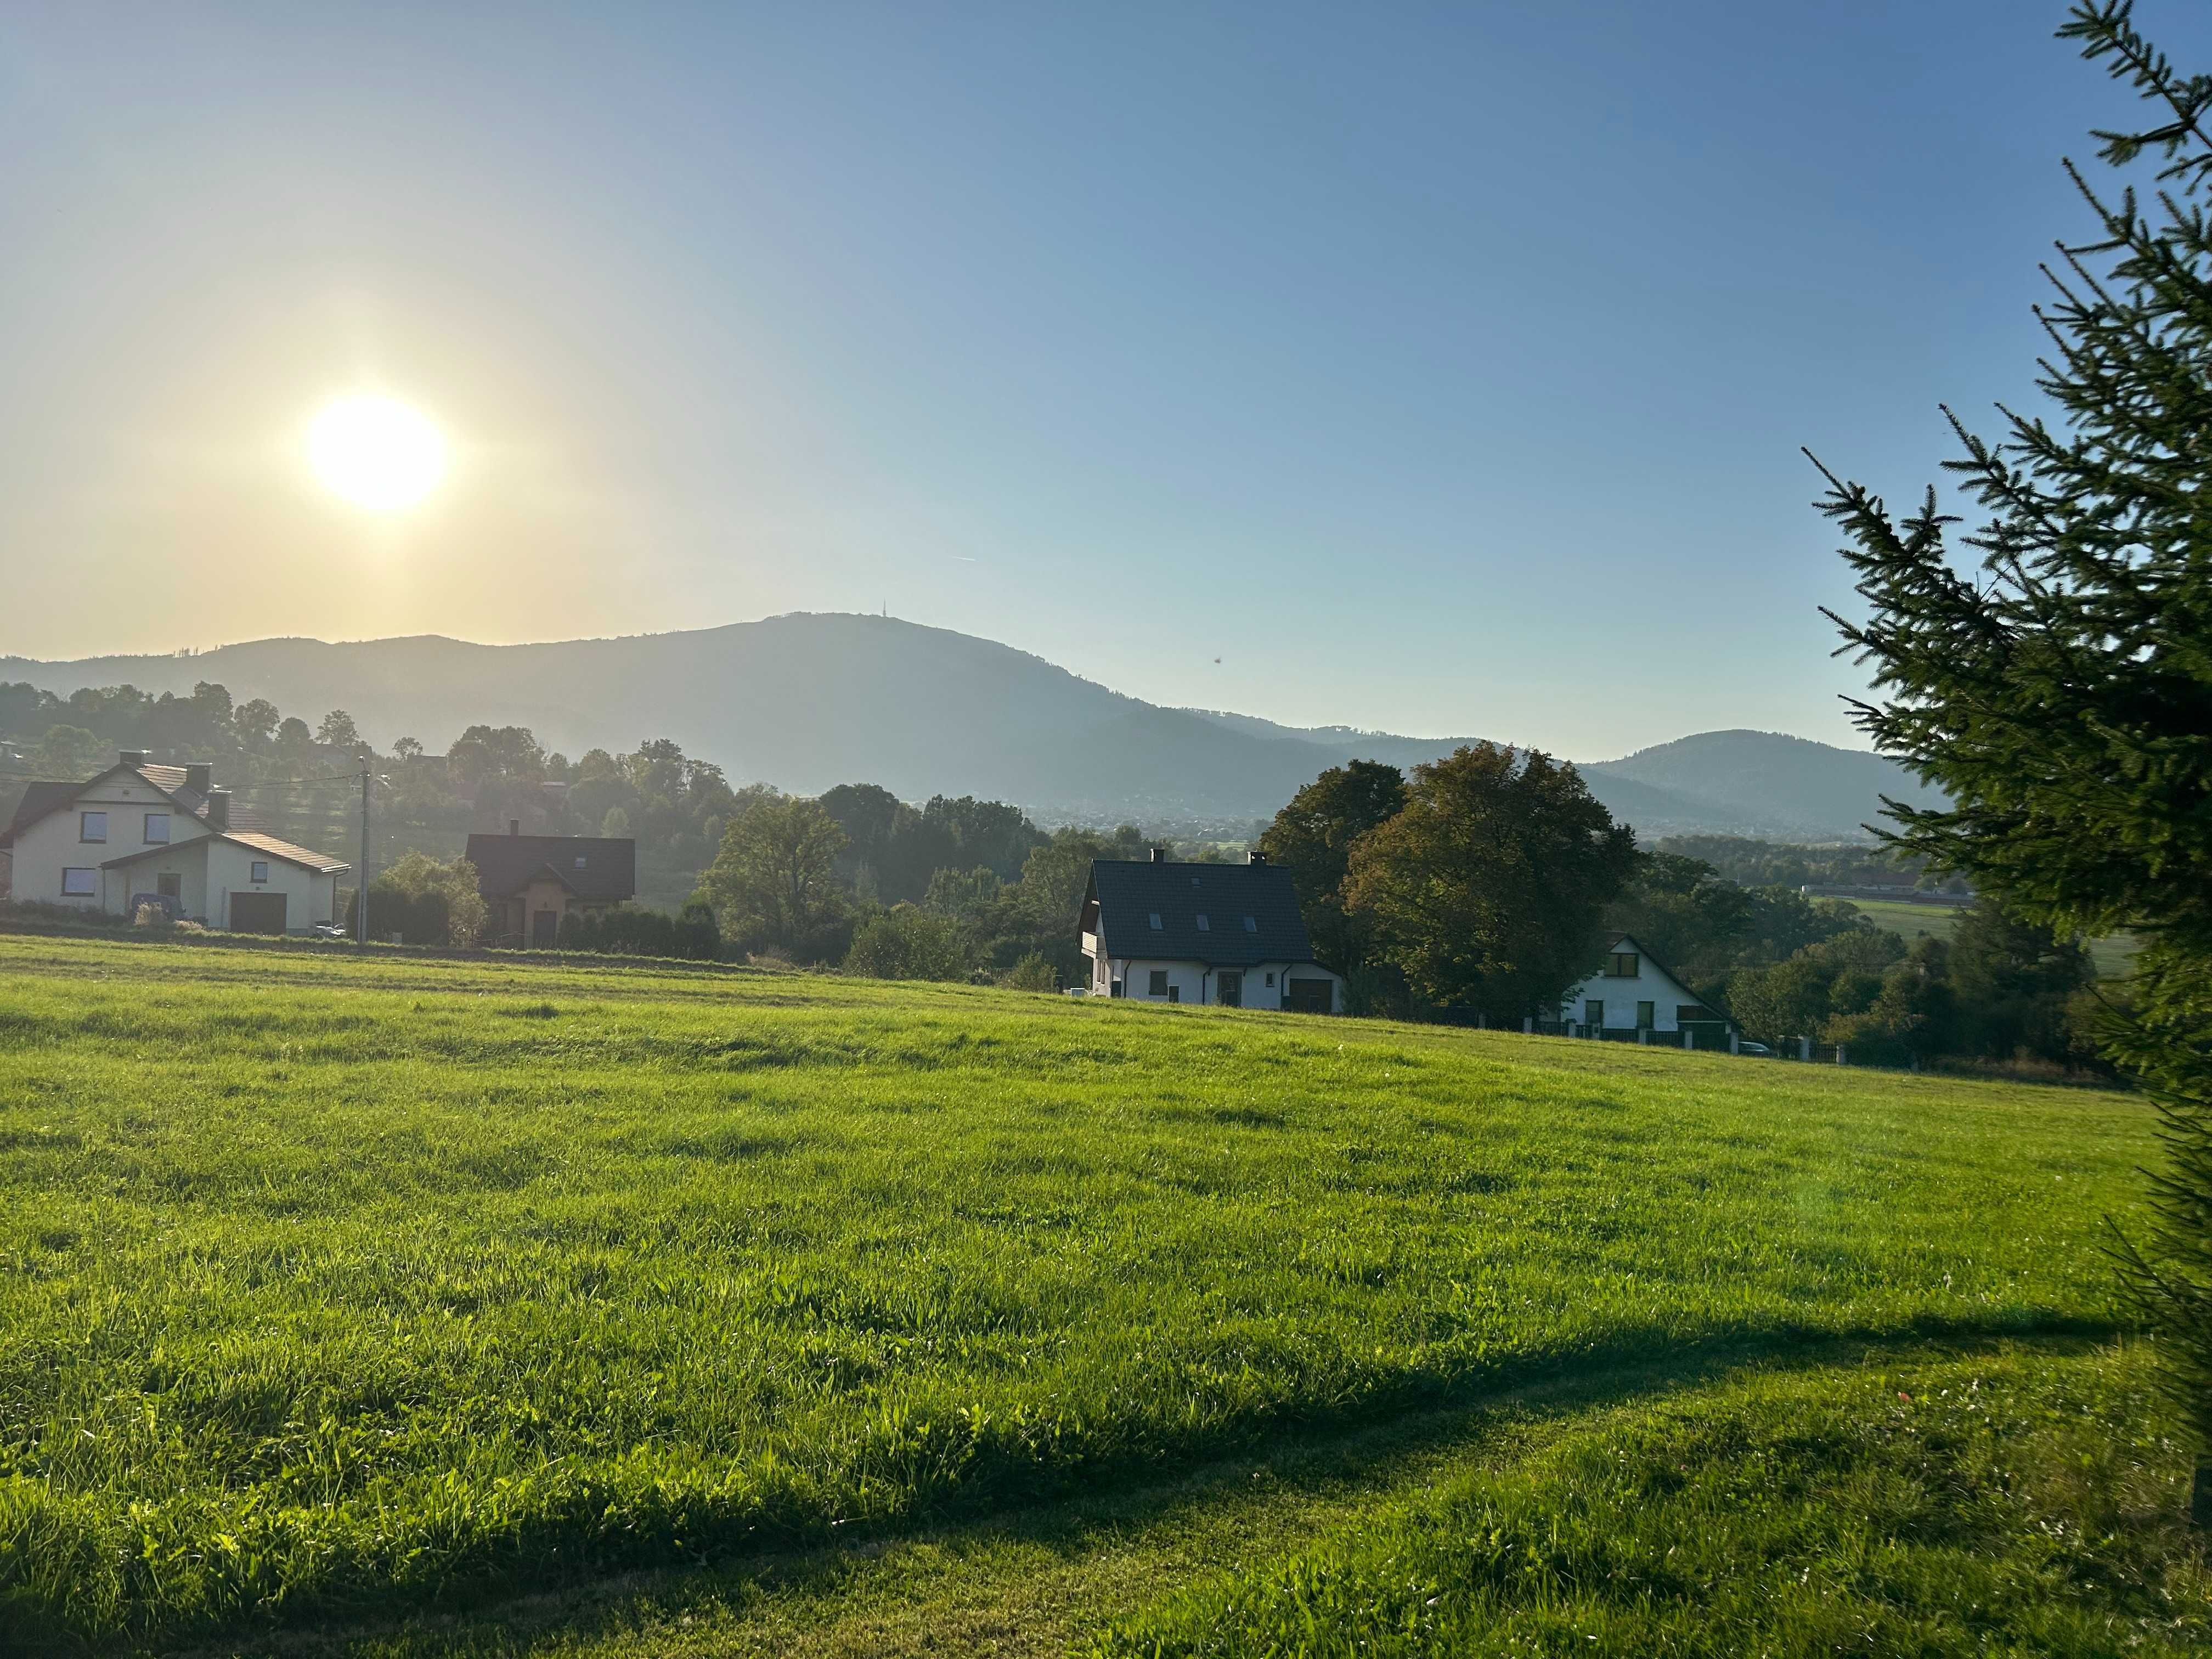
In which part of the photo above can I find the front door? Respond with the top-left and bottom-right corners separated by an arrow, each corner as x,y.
1218,971 -> 1242,1007
532,909 -> 560,948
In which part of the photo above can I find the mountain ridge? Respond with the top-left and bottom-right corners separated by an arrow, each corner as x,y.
1,614 -> 1934,837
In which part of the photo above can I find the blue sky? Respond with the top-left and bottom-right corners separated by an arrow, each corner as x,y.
4,2 -> 2207,758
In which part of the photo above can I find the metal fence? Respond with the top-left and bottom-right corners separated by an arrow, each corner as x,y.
1520,1022 -> 1865,1065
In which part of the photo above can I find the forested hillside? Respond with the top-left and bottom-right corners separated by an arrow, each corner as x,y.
2,615 -> 1940,834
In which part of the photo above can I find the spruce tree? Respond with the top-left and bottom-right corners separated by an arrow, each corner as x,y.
1816,1 -> 2212,1518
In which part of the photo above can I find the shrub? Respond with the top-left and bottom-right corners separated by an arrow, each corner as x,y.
556,904 -> 721,960
997,952 -> 1058,992
844,905 -> 971,981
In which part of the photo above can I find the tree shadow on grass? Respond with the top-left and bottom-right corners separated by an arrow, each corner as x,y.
131,1313 -> 2126,1659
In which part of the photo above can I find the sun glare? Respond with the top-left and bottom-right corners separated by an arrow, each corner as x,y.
308,394 -> 448,511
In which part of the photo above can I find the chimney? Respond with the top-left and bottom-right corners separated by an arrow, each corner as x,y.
509,819 -> 521,837
1150,846 -> 1166,864
1248,849 -> 1267,865
184,763 -> 212,795
205,788 -> 230,830
120,749 -> 149,769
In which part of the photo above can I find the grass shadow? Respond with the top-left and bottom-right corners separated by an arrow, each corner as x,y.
157,1316 -> 2125,1659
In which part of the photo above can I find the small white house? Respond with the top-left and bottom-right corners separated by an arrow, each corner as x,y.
0,750 -> 348,932
1080,850 -> 1345,1012
1555,932 -> 1729,1036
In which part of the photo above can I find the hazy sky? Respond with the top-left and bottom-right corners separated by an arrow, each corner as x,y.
4,2 -> 2207,758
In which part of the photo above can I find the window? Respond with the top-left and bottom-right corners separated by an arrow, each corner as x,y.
61,867 -> 96,897
574,855 -> 587,868
1243,916 -> 1258,932
79,811 -> 107,843
1110,979 -> 1124,998
1265,972 -> 1276,988
1637,1001 -> 1656,1029
144,812 -> 170,844
1148,912 -> 1162,930
1605,952 -> 1639,978
250,861 -> 270,883
1195,914 -> 1210,931
1148,969 -> 1169,997
1584,999 -> 1604,1028
157,873 -> 183,900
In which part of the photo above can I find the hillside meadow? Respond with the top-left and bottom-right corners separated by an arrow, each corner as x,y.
0,934 -> 2197,1654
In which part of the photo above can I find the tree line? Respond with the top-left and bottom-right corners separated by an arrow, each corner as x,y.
1257,746 -> 2107,1075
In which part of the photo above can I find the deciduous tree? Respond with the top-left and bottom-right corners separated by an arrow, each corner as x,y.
1344,744 -> 1635,1021
1260,759 -> 1406,975
697,794 -> 850,960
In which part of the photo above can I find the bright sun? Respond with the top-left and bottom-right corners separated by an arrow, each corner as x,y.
307,394 -> 448,511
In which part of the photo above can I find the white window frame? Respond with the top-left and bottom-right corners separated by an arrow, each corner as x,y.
144,811 -> 170,844
79,810 -> 107,843
61,867 -> 96,896
250,861 -> 270,883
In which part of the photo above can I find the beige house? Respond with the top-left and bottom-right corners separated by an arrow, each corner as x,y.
0,751 -> 348,932
465,825 -> 636,947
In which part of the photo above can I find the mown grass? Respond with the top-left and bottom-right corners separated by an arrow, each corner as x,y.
1091,1341 -> 2209,1657
0,934 -> 2161,1649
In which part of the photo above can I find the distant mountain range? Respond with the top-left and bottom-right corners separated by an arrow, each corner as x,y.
1,614 -> 1938,838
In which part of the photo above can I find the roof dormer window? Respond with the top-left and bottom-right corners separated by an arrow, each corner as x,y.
1148,912 -> 1162,929
1195,914 -> 1210,930
1243,916 -> 1258,932
574,856 -> 587,868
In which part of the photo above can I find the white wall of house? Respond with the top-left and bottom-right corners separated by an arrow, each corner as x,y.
203,840 -> 338,930
1093,956 -> 1344,1012
1557,945 -> 1710,1031
11,773 -> 208,911
99,843 -> 212,919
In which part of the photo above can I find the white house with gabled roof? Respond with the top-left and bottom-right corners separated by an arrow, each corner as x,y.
1554,932 -> 1730,1037
1081,849 -> 1345,1012
0,749 -> 348,932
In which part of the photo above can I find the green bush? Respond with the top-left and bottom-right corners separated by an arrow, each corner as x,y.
557,902 -> 720,960
843,904 -> 971,980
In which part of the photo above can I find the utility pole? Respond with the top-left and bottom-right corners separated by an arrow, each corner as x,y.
357,754 -> 372,945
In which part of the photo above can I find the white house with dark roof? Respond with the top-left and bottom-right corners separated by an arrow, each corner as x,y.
1080,850 -> 1344,1012
1554,932 -> 1730,1038
0,750 -> 348,932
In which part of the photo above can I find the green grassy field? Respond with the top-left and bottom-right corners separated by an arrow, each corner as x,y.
1850,896 -> 2140,979
0,935 -> 2199,1655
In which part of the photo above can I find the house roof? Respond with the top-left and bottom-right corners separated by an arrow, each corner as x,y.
1085,858 -> 1318,969
99,830 -> 351,877
0,761 -> 273,848
2,782 -> 80,848
465,833 -> 636,902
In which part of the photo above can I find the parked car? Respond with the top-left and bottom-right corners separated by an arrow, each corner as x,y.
309,922 -> 351,940
1736,1041 -> 1775,1057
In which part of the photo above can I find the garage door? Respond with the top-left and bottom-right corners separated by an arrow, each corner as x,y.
1285,977 -> 1334,1013
229,891 -> 288,933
